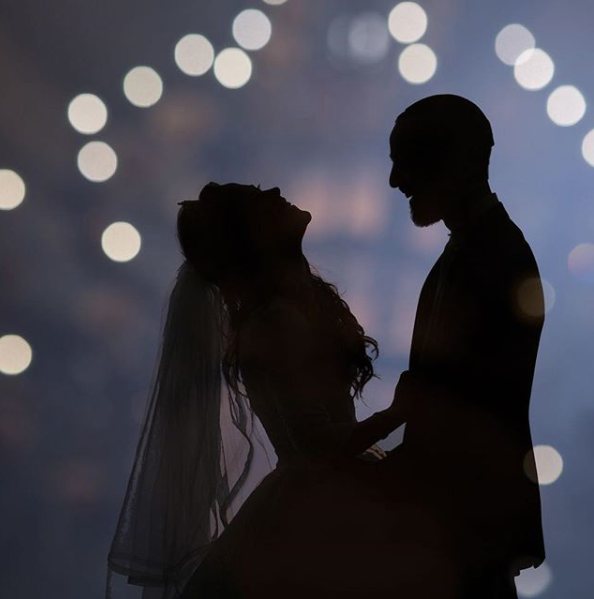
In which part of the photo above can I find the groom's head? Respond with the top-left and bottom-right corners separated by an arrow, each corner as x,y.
389,94 -> 494,227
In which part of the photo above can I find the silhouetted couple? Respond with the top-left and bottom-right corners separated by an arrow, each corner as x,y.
107,95 -> 545,599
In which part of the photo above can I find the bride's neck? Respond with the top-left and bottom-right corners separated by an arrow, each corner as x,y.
238,254 -> 310,313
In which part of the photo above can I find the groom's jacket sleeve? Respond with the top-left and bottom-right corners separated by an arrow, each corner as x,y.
239,302 -> 402,462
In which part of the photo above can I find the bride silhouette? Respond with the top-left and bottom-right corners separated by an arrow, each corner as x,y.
106,182 -> 448,599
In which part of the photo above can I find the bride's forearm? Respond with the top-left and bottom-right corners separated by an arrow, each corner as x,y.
341,407 -> 406,456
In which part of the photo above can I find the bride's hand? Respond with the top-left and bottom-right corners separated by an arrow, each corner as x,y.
361,444 -> 387,460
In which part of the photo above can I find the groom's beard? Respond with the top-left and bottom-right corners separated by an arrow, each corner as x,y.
409,195 -> 442,227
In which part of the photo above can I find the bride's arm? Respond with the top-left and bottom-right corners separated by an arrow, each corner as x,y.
239,303 -> 404,462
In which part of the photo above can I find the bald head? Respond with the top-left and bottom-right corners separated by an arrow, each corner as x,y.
391,94 -> 494,178
389,95 -> 495,227
398,94 -> 494,144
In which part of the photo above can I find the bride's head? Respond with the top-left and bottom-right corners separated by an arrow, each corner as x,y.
177,182 -> 311,299
177,181 -> 377,398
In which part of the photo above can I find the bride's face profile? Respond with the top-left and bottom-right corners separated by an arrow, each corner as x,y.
240,184 -> 312,252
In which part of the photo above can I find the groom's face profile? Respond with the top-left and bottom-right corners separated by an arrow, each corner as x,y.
389,118 -> 454,228
389,95 -> 495,229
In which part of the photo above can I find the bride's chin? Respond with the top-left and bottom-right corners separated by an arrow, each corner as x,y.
291,208 -> 311,228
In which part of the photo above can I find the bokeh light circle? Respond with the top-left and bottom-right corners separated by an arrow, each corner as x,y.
513,48 -> 554,90
77,141 -> 118,182
516,277 -> 555,318
388,2 -> 428,44
525,445 -> 563,485
568,242 -> 594,283
232,9 -> 272,51
581,129 -> 594,167
214,48 -> 253,89
0,334 -> 33,375
101,222 -> 142,262
541,279 -> 556,314
0,169 -> 26,210
515,562 -> 552,597
398,43 -> 437,84
262,0 -> 287,4
546,85 -> 586,126
327,15 -> 351,61
174,34 -> 215,76
495,24 -> 535,66
67,93 -> 108,135
348,12 -> 390,64
123,66 -> 163,107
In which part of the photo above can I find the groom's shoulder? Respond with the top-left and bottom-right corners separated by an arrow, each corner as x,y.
468,203 -> 540,286
475,203 -> 535,261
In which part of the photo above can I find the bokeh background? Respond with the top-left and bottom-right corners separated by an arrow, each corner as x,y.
1,0 -> 593,596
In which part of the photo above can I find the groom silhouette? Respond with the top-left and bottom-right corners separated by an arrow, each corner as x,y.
388,95 -> 546,598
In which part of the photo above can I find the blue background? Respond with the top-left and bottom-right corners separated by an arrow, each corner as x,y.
0,0 -> 592,596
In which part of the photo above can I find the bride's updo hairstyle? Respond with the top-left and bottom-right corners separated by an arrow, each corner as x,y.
177,181 -> 378,400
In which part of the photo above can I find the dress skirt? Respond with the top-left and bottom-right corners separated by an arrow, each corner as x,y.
180,445 -> 461,598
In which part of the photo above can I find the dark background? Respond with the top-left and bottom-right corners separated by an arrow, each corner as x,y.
1,0 -> 592,596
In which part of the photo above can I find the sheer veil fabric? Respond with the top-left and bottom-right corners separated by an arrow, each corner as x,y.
106,261 -> 272,598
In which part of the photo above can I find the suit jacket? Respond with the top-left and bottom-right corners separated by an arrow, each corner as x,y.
401,196 -> 545,572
